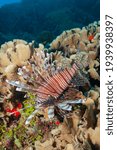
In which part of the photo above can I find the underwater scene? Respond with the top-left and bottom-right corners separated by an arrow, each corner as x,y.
0,0 -> 100,150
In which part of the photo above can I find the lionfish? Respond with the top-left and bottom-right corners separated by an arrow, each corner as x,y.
6,48 -> 89,124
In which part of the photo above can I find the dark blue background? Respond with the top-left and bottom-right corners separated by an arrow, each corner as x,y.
0,0 -> 20,7
0,0 -> 100,45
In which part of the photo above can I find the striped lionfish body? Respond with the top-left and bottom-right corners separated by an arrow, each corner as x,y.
34,63 -> 78,104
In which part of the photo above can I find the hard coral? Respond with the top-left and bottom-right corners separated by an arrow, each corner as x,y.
50,21 -> 100,81
0,40 -> 34,98
0,39 -> 33,76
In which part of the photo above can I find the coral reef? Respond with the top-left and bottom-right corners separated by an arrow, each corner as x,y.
0,39 -> 34,99
0,21 -> 100,150
50,21 -> 100,82
0,39 -> 33,77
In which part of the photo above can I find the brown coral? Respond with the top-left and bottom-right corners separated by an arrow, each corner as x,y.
50,21 -> 100,81
0,40 -> 33,74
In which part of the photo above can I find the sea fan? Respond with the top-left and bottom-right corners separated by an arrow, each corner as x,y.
6,48 -> 88,124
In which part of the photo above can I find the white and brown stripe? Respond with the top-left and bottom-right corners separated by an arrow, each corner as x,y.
34,63 -> 78,103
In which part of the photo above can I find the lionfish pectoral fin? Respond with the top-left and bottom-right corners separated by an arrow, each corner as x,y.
48,106 -> 55,119
62,99 -> 86,104
57,99 -> 85,111
57,103 -> 72,111
6,80 -> 33,93
25,109 -> 39,125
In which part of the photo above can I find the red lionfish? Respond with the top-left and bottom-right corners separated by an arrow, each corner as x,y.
6,49 -> 89,124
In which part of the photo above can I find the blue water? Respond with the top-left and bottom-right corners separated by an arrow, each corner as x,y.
0,0 -> 100,45
0,0 -> 20,7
